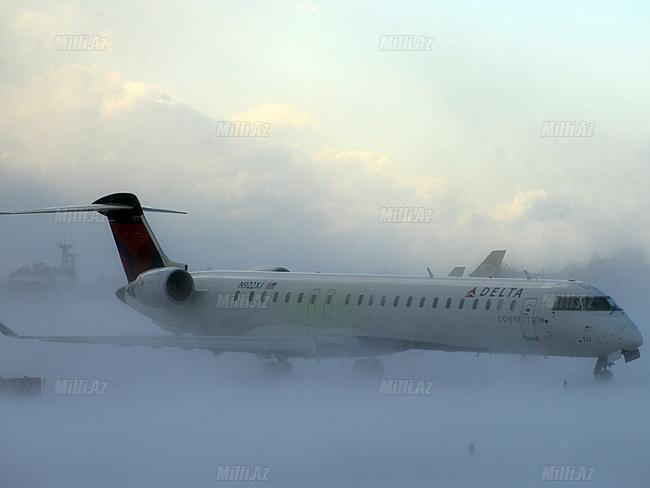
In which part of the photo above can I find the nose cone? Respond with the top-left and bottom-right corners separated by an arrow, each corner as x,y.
115,285 -> 127,304
622,320 -> 643,351
627,326 -> 644,350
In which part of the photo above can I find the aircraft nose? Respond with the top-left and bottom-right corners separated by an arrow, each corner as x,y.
620,319 -> 643,352
115,286 -> 127,303
626,326 -> 644,350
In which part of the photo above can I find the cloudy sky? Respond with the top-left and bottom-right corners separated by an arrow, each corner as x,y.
1,1 -> 649,281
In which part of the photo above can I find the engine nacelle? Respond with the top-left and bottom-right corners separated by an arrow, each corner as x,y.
127,267 -> 194,307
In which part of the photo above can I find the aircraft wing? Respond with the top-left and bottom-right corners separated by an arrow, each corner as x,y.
0,322 -> 487,357
469,250 -> 506,277
0,321 -> 362,357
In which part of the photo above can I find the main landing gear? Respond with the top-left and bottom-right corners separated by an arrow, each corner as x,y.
263,357 -> 293,378
353,357 -> 384,378
593,356 -> 614,381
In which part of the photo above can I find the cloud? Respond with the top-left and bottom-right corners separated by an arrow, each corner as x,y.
0,65 -> 175,170
101,79 -> 170,117
0,36 -> 646,273
488,190 -> 549,222
292,1 -> 319,14
231,103 -> 313,129
312,148 -> 388,173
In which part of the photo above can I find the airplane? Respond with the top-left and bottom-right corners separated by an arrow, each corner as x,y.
0,192 -> 643,380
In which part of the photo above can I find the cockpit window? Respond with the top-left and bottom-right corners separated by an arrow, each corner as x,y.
553,295 -> 619,311
582,296 -> 619,311
553,295 -> 582,310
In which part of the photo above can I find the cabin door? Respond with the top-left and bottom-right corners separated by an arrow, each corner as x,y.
520,297 -> 540,341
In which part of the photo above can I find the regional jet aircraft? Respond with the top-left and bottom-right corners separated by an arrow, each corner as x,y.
0,193 -> 643,379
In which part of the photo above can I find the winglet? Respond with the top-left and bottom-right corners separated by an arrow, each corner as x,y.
0,322 -> 19,338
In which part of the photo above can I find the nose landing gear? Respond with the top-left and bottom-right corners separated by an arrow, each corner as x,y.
262,356 -> 294,378
593,356 -> 614,381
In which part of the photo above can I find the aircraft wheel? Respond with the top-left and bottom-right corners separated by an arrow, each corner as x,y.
353,358 -> 384,378
277,360 -> 293,375
593,356 -> 614,382
595,369 -> 614,382
263,360 -> 293,378
367,357 -> 384,377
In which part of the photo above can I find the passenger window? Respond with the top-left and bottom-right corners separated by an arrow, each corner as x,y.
285,292 -> 291,303
273,292 -> 279,303
509,300 -> 516,312
485,299 -> 491,311
419,297 -> 425,308
261,291 -> 267,303
445,298 -> 452,309
459,298 -> 465,309
380,296 -> 386,306
298,293 -> 304,304
369,295 -> 375,306
358,295 -> 364,306
345,294 -> 351,305
394,296 -> 400,307
234,291 -> 240,302
497,299 -> 503,311
406,296 -> 413,307
472,299 -> 479,310
326,295 -> 332,305
310,294 -> 317,304
249,291 -> 255,302
432,297 -> 438,308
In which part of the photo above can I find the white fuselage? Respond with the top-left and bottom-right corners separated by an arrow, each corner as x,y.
122,271 -> 643,359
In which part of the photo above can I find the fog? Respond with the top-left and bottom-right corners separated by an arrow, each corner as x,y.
1,251 -> 648,487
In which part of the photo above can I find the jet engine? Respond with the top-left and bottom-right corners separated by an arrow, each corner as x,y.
127,267 -> 194,307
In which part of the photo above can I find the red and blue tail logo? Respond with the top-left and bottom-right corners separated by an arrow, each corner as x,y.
94,193 -> 181,283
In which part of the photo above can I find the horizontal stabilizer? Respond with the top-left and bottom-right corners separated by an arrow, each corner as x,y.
141,207 -> 188,215
1,204 -> 131,215
0,204 -> 186,215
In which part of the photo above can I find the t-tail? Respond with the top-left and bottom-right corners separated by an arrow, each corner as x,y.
1,192 -> 187,283
93,193 -> 186,282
